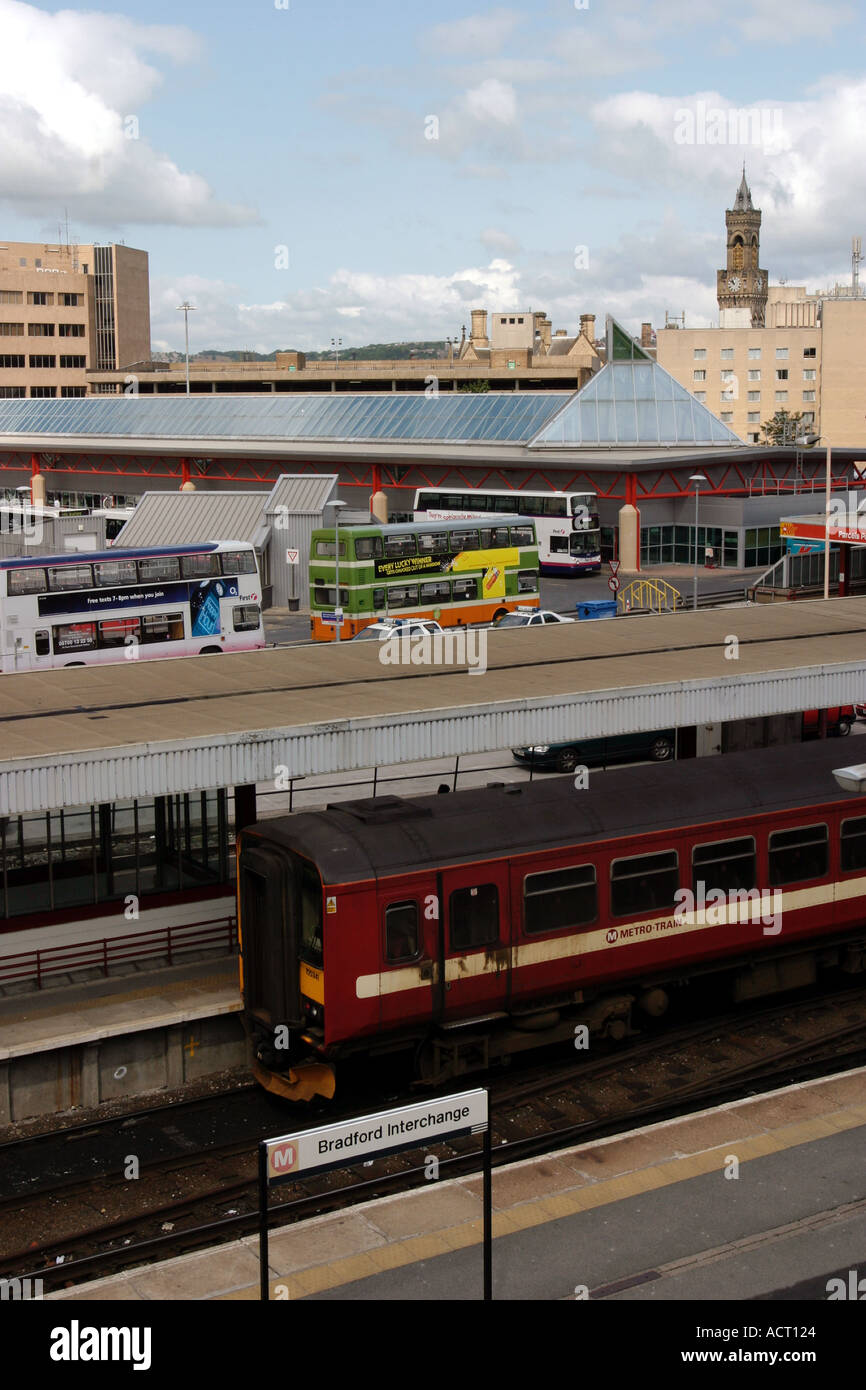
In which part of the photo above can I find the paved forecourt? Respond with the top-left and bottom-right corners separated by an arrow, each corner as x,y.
2,597 -> 866,815
49,1066 -> 866,1302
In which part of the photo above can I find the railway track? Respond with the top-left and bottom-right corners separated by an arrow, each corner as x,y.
3,984 -> 865,1292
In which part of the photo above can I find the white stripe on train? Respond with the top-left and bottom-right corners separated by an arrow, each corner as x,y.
352,877 -> 865,1000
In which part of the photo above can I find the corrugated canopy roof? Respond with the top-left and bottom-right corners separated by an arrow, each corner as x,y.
265,474 -> 339,515
0,393 -> 569,445
114,490 -> 270,549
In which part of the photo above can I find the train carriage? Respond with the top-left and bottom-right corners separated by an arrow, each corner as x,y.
239,740 -> 866,1101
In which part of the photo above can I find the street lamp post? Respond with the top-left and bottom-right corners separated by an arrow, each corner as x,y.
331,500 -> 347,643
331,337 -> 342,366
176,302 -> 196,395
688,473 -> 708,611
795,433 -> 832,599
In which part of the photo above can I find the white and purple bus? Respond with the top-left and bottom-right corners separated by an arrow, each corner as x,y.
413,487 -> 601,575
0,541 -> 265,672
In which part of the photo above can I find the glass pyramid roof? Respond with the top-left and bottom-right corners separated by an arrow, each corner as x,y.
530,318 -> 744,448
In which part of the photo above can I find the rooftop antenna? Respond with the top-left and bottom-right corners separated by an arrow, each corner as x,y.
852,236 -> 862,295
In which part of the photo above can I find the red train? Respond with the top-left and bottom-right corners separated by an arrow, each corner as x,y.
238,740 -> 866,1101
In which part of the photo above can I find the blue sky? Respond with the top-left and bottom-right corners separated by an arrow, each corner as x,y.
0,0 -> 861,351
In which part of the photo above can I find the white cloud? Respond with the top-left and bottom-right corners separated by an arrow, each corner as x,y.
0,0 -> 256,227
463,78 -> 517,126
422,9 -> 523,58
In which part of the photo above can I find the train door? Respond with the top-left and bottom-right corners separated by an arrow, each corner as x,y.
438,861 -> 511,1022
378,880 -> 437,1032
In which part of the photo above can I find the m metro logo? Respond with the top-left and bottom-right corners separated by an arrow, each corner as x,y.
268,1141 -> 298,1179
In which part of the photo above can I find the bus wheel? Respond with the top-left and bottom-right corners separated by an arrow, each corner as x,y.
199,646 -> 222,655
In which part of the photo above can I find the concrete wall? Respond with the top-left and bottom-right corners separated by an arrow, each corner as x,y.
0,1010 -> 247,1122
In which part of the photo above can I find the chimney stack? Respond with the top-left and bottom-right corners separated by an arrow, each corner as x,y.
580,313 -> 596,342
640,321 -> 654,347
469,308 -> 489,346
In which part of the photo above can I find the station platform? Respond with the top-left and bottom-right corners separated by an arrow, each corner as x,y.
49,1065 -> 866,1302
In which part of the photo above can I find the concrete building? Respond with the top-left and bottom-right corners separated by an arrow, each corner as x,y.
0,239 -> 150,401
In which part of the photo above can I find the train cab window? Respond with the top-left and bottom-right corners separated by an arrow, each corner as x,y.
385,902 -> 420,962
524,865 -> 597,934
768,824 -> 828,886
841,817 -> 866,872
611,850 -> 679,918
449,884 -> 499,950
692,837 -> 756,895
299,862 -> 323,968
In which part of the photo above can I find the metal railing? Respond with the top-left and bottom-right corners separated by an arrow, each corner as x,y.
0,915 -> 237,989
617,578 -> 683,613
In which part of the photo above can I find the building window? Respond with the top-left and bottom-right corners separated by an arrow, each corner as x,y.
802,412 -> 815,425
748,432 -> 760,444
28,355 -> 56,368
27,291 -> 53,306
0,323 -> 24,336
803,369 -> 816,381
60,293 -> 83,307
18,258 -> 25,266
59,355 -> 86,369
748,390 -> 760,401
803,347 -> 816,358
693,348 -> 707,359
60,386 -> 86,397
720,348 -> 734,359
693,391 -> 706,402
0,354 -> 25,368
721,412 -> 734,423
748,347 -> 761,359
30,386 -> 56,397
693,370 -> 706,381
748,369 -> 760,381
776,369 -> 788,380
59,324 -> 85,338
28,323 -> 55,336
803,391 -> 816,402
747,412 -> 760,423
775,391 -> 788,403
0,386 -> 25,398
0,291 -> 23,304
720,369 -> 734,380
775,347 -> 789,358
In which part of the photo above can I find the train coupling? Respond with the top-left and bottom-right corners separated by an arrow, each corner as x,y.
253,1058 -> 336,1103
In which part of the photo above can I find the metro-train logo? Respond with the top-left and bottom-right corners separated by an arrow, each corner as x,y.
270,1142 -> 297,1173
606,929 -> 618,944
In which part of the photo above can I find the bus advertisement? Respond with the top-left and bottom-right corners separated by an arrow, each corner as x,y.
413,487 -> 601,575
0,541 -> 265,672
309,518 -> 540,641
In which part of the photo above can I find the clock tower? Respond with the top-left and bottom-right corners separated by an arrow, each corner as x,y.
716,169 -> 768,327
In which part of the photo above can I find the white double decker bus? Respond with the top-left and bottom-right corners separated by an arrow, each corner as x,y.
413,487 -> 601,575
0,541 -> 265,672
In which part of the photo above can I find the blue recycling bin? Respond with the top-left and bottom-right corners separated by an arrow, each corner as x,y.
575,600 -> 618,621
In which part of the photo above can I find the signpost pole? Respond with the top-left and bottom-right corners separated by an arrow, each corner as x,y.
258,1142 -> 269,1302
483,1122 -> 492,1301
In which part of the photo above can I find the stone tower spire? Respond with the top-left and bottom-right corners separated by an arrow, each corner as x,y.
717,169 -> 767,326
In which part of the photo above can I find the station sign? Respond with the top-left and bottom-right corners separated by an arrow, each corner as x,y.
263,1089 -> 489,1185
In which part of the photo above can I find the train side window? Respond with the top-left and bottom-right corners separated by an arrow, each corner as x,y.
524,864 -> 596,934
692,837 -> 756,895
841,817 -> 866,872
449,884 -> 499,950
768,824 -> 828,885
611,850 -> 679,918
385,902 -> 420,963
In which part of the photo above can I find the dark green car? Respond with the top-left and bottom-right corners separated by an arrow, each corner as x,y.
513,728 -> 676,774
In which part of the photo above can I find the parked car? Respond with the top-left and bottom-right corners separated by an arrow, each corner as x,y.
513,728 -> 676,774
352,618 -> 443,641
802,706 -> 853,737
493,607 -> 575,629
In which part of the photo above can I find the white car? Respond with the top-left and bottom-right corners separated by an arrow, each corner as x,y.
492,608 -> 575,629
352,618 -> 444,641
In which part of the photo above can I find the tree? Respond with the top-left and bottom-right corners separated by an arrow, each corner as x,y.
458,379 -> 490,393
760,409 -> 805,446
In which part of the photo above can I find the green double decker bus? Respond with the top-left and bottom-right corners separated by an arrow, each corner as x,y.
309,517 -> 540,641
